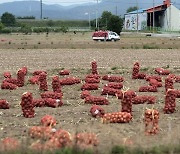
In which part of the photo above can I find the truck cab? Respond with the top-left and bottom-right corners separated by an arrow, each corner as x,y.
92,31 -> 120,41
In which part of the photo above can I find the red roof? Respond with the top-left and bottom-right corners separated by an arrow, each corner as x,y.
147,0 -> 170,13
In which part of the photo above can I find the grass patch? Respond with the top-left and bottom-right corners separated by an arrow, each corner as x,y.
143,44 -> 159,49
111,66 -> 118,70
111,144 -> 180,154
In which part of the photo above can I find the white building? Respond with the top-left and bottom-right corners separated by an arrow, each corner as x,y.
124,0 -> 180,31
124,9 -> 147,31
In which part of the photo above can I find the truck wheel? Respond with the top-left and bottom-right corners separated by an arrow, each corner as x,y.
111,39 -> 115,42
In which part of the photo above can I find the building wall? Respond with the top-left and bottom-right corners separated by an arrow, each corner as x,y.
163,5 -> 180,31
124,13 -> 147,31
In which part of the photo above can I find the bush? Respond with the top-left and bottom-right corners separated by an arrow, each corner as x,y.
0,22 -> 4,31
20,24 -> 32,34
0,28 -> 11,34
61,26 -> 69,33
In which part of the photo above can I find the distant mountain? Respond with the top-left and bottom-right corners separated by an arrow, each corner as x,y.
0,0 -> 179,20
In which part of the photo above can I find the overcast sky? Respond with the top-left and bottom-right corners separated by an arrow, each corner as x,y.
0,0 -> 177,6
0,0 -> 96,6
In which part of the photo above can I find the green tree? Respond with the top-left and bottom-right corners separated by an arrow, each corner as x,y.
107,15 -> 123,34
1,12 -> 16,27
126,6 -> 138,13
99,11 -> 112,30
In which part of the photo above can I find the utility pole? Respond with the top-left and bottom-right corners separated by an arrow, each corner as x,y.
136,0 -> 138,32
116,6 -> 117,16
169,0 -> 171,31
95,0 -> 98,29
153,0 -> 155,33
40,0 -> 42,19
89,12 -> 91,30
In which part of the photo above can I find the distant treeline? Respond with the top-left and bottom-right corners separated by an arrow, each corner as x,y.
16,19 -> 89,28
16,16 -> 35,19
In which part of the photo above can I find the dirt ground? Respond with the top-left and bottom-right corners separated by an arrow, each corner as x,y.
0,32 -> 180,153
0,32 -> 180,49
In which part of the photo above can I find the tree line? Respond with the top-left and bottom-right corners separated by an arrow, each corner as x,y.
0,11 -> 125,34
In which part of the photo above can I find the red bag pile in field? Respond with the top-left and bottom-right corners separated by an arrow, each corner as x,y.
0,99 -> 9,109
28,75 -> 39,85
33,98 -> 46,107
33,70 -> 47,76
90,105 -> 105,117
144,109 -> 159,135
102,112 -> 132,123
45,129 -> 72,149
116,90 -> 124,99
29,126 -> 55,140
52,76 -> 62,93
41,91 -> 63,99
155,68 -> 170,75
29,70 -> 46,84
175,75 -> 180,83
3,67 -> 27,87
132,62 -> 146,79
20,92 -> 35,118
81,83 -> 99,90
132,96 -> 156,104
80,90 -> 91,99
85,77 -> 100,83
132,62 -> 140,79
59,69 -> 70,76
39,72 -> 48,91
149,79 -> 162,87
146,75 -> 162,82
29,70 -> 47,84
121,90 -> 136,114
139,85 -> 158,92
1,68 -> 26,89
91,60 -> 98,75
33,98 -> 63,108
40,115 -> 56,127
43,98 -> 63,108
176,90 -> 180,98
3,72 -> 11,78
1,81 -> 17,90
21,66 -> 28,75
75,133 -> 98,147
85,74 -> 101,79
105,82 -> 123,89
101,86 -> 122,96
2,78 -> 18,85
163,89 -> 177,114
165,75 -> 174,92
16,69 -> 26,87
1,137 -> 19,151
59,77 -> 81,85
102,75 -> 124,82
85,95 -> 109,105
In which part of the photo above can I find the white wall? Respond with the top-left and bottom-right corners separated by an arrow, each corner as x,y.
163,5 -> 180,31
124,13 -> 147,31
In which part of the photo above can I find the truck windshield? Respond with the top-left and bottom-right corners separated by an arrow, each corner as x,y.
112,33 -> 117,36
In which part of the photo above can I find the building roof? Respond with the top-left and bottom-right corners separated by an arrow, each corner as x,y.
125,9 -> 146,15
147,0 -> 170,13
125,0 -> 173,15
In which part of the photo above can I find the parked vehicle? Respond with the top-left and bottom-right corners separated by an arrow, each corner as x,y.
92,31 -> 120,41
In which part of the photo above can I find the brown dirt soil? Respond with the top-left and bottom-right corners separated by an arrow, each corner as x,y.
0,33 -> 180,153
